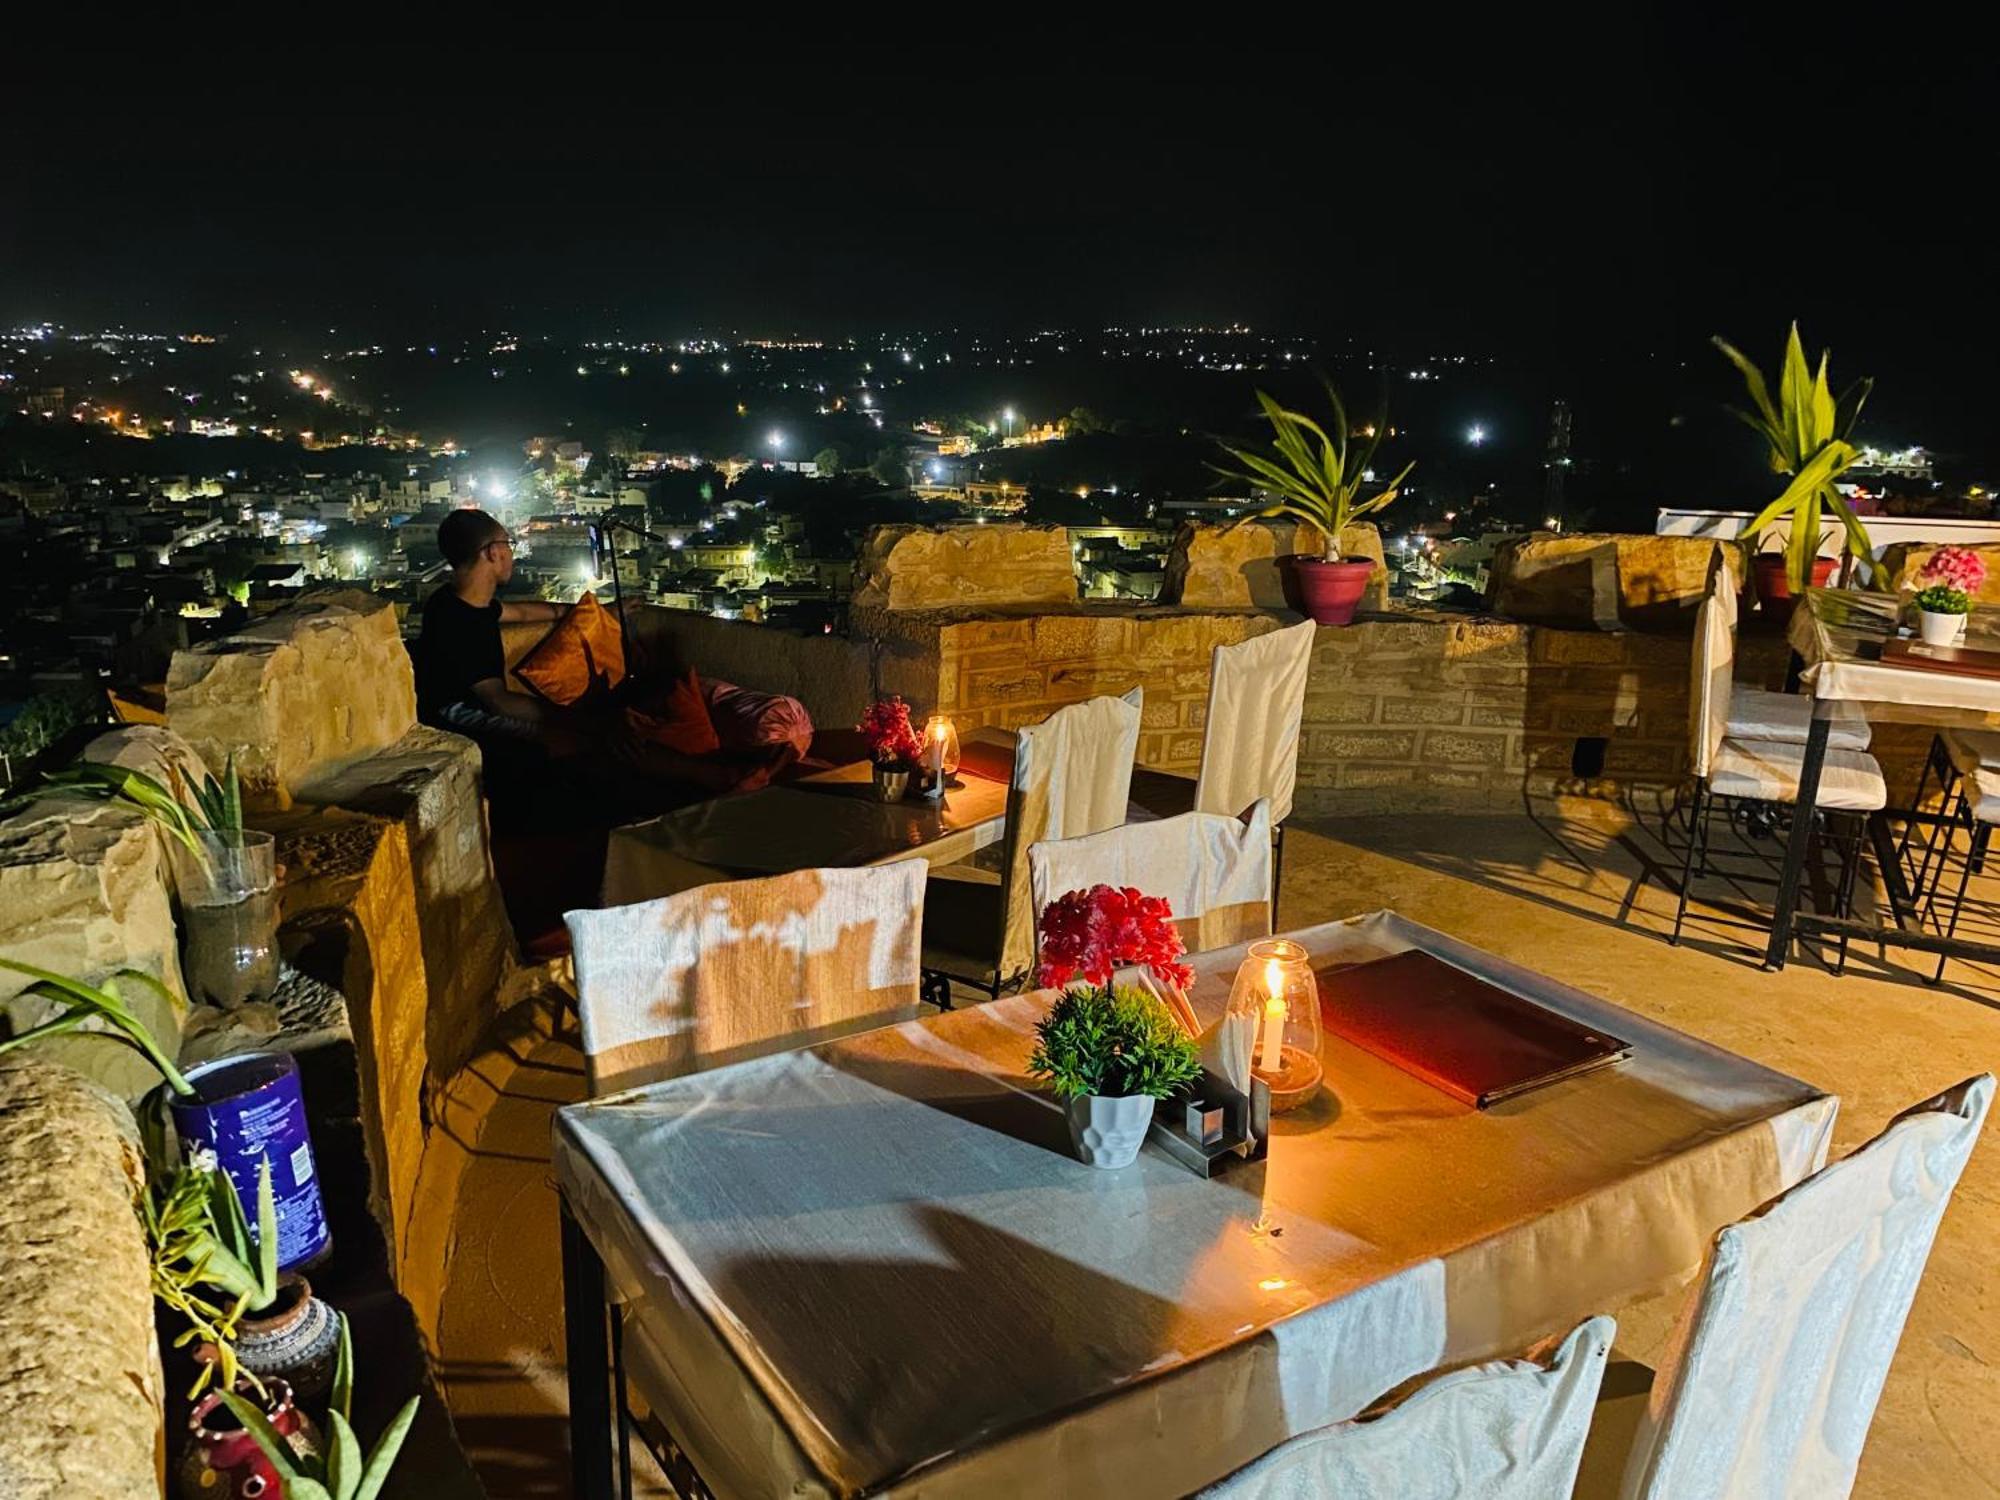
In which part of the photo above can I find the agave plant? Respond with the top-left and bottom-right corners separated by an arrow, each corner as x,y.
1714,323 -> 1875,592
28,761 -> 208,855
0,957 -> 192,1094
146,1154 -> 281,1397
222,1313 -> 419,1500
1212,379 -> 1414,559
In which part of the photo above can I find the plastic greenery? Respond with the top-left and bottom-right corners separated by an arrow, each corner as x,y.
0,957 -> 192,1094
21,751 -> 242,855
1714,322 -> 1875,593
1213,378 -> 1413,560
1027,985 -> 1203,1102
1914,546 -> 1986,610
1915,584 -> 1972,616
221,1312 -> 420,1500
145,1155 -> 281,1397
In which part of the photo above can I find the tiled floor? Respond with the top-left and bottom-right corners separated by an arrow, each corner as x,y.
433,796 -> 2000,1498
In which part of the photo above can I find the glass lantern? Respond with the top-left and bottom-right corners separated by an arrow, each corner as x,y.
1225,938 -> 1323,1113
919,714 -> 961,798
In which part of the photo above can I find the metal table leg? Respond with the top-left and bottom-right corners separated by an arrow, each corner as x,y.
1763,708 -> 1833,971
561,1198 -> 618,1500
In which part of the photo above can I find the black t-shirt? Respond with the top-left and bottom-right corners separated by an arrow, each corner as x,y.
417,587 -> 504,718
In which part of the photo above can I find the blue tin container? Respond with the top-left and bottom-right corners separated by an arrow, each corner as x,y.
171,1051 -> 331,1272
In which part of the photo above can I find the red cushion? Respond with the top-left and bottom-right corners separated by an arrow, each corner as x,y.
625,670 -> 721,755
702,679 -> 814,757
516,593 -> 627,706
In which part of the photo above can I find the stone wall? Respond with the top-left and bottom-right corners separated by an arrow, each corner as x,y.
851,523 -> 1079,614
0,1056 -> 160,1499
168,590 -> 417,810
1486,533 -> 1746,632
1878,541 -> 2000,604
1163,520 -> 1389,613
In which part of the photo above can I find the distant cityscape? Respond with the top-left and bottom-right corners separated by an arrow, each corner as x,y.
0,318 -> 1988,753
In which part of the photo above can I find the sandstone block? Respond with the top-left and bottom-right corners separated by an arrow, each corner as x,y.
80,723 -> 213,794
1877,541 -> 2000,605
1163,520 -> 1390,612
1422,730 -> 1509,765
0,1057 -> 159,1500
852,525 -> 1078,612
167,590 -> 417,810
1486,533 -> 1745,632
1380,697 -> 1467,726
1028,614 -> 1135,664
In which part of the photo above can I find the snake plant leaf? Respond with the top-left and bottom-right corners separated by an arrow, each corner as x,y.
332,1312 -> 354,1422
326,1410 -> 363,1500
352,1396 -> 421,1500
219,1392 -> 308,1482
253,1157 -> 279,1303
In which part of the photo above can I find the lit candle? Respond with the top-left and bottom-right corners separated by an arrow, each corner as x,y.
1258,956 -> 1287,1072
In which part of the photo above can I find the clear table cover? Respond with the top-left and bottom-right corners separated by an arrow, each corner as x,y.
1789,586 -> 2000,726
554,910 -> 1835,1498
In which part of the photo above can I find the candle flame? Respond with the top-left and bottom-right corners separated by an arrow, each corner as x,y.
1264,958 -> 1285,1003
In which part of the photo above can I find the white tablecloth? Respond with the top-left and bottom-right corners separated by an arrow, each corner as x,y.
553,911 -> 1835,1498
1790,586 -> 2000,725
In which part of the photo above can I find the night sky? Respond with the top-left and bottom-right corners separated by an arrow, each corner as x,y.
5,28 -> 1994,381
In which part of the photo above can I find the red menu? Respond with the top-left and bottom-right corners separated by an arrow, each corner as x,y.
1315,950 -> 1631,1108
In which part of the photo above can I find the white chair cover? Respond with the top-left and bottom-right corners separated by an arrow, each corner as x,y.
565,862 -> 926,1095
1028,800 -> 1274,956
997,689 -> 1143,981
1707,560 -> 1868,751
1195,620 -> 1317,825
1622,1073 -> 1994,1500
1198,1315 -> 1615,1500
1687,590 -> 1735,780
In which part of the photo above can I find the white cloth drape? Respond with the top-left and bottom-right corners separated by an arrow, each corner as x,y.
1621,1073 -> 1993,1500
1706,562 -> 1868,750
997,689 -> 1143,981
1197,1315 -> 1615,1500
1029,800 -> 1273,956
1195,620 -> 1316,825
565,862 -> 926,1095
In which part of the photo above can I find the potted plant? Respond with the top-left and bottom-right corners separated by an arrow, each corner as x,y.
0,957 -> 193,1094
857,696 -> 924,801
1027,885 -> 1202,1168
1713,323 -> 1875,619
147,1151 -> 342,1402
1912,546 -> 1987,645
1213,379 -> 1413,626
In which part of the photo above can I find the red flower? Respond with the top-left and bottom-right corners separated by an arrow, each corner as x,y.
858,696 -> 923,764
1037,884 -> 1194,992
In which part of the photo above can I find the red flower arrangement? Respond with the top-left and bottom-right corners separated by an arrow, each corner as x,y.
858,696 -> 924,766
1037,884 -> 1194,992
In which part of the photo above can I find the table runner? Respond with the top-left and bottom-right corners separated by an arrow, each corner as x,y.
554,910 -> 1835,1498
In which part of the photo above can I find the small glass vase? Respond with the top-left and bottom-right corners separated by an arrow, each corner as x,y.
1226,938 -> 1324,1113
170,829 -> 280,1010
871,763 -> 911,802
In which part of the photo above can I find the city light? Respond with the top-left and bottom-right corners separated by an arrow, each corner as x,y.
767,431 -> 784,452
1466,424 -> 1488,446
577,562 -> 596,583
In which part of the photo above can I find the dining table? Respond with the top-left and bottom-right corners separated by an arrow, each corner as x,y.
1769,586 -> 2000,970
599,728 -> 1015,909
553,909 -> 1836,1499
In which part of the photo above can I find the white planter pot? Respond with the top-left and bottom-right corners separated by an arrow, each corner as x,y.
1064,1093 -> 1155,1169
1919,608 -> 1965,646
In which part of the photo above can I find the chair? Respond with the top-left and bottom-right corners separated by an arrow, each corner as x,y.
921,690 -> 1142,1005
1588,1074 -> 1991,1500
1894,728 -> 2000,980
1672,583 -> 1887,953
564,861 -> 927,1095
1705,563 -> 1870,751
1029,800 -> 1274,958
1197,1315 -> 1615,1500
1130,620 -> 1316,921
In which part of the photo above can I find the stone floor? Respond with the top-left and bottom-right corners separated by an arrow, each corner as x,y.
432,797 -> 2000,1499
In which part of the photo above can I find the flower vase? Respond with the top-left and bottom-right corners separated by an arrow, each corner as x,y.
231,1275 -> 342,1402
1063,1093 -> 1154,1169
871,764 -> 910,802
169,829 -> 279,1010
177,1378 -> 319,1500
1919,609 -> 1964,647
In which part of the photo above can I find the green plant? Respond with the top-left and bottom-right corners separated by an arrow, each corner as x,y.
187,752 -> 244,837
146,1154 -> 281,1396
24,750 -> 242,851
1714,322 -> 1875,593
223,1314 -> 419,1500
1915,584 -> 1972,616
0,957 -> 192,1093
1213,379 -> 1414,559
0,686 -> 100,767
1027,985 -> 1202,1102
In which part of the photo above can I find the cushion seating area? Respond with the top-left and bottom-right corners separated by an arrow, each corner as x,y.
1708,737 -> 1888,811
1726,687 -> 1871,752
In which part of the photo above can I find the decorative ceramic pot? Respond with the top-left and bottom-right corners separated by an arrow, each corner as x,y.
1751,555 -> 1838,623
232,1275 -> 342,1402
871,764 -> 911,802
177,1378 -> 319,1500
1919,608 -> 1965,647
1291,557 -> 1375,627
1064,1093 -> 1155,1169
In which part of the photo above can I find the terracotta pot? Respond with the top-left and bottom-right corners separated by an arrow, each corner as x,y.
1291,557 -> 1376,626
1751,555 -> 1838,622
177,1378 -> 319,1500
229,1276 -> 341,1403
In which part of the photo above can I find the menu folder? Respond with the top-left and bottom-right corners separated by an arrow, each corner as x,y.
1315,949 -> 1631,1108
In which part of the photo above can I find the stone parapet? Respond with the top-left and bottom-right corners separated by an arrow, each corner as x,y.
0,1055 -> 159,1500
1877,541 -> 2000,604
168,589 -> 417,809
851,522 -> 1079,614
1163,520 -> 1389,613
1485,533 -> 1746,632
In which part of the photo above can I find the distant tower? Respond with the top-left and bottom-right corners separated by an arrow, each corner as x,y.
1543,398 -> 1572,523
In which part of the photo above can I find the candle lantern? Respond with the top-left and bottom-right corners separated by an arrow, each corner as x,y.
1225,938 -> 1323,1113
919,714 -> 960,799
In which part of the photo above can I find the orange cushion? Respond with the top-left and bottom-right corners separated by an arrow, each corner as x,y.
516,593 -> 627,706
624,670 -> 721,755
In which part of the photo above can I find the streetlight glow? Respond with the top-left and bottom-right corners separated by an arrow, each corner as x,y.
1466,424 -> 1488,446
767,430 -> 783,452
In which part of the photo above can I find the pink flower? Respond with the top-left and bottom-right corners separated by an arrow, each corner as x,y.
1036,884 -> 1194,992
1917,546 -> 1987,596
857,696 -> 923,764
